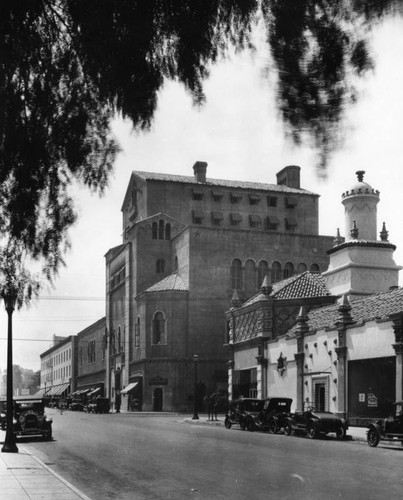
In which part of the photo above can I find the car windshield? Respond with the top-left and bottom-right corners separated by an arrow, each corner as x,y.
243,400 -> 264,412
395,403 -> 403,416
15,402 -> 44,413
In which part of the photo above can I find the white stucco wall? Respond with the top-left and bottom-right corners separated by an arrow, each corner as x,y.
347,320 -> 395,359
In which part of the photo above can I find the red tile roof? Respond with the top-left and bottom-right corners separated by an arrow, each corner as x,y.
145,274 -> 188,293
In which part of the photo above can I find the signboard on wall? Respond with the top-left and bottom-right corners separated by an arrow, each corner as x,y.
367,393 -> 378,408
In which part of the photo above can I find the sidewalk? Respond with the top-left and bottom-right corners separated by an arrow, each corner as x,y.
0,446 -> 91,500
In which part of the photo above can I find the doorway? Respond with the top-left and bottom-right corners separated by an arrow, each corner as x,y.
153,388 -> 163,411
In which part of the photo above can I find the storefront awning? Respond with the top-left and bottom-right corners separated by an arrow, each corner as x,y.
88,387 -> 101,397
120,382 -> 138,395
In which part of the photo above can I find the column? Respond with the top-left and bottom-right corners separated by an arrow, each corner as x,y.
294,352 -> 305,411
335,346 -> 348,419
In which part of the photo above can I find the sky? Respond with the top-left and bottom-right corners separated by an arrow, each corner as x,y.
1,13 -> 403,373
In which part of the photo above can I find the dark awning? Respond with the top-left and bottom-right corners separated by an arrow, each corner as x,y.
230,213 -> 242,222
286,217 -> 298,226
120,382 -> 138,395
286,197 -> 298,207
230,192 -> 242,201
267,216 -> 280,224
192,188 -> 204,197
249,215 -> 261,224
211,211 -> 224,220
211,190 -> 223,199
249,194 -> 261,202
192,210 -> 204,219
88,387 -> 101,397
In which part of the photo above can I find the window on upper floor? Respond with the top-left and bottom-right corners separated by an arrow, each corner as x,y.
267,196 -> 278,207
285,197 -> 298,208
135,317 -> 140,348
265,216 -> 280,231
249,194 -> 261,205
211,211 -> 224,226
297,263 -> 307,274
283,262 -> 294,279
249,215 -> 261,228
88,338 -> 96,364
192,188 -> 204,200
258,260 -> 269,287
156,259 -> 165,274
245,259 -> 256,292
285,217 -> 298,231
310,263 -> 320,273
231,259 -> 243,290
152,220 -> 171,240
230,192 -> 242,203
192,210 -> 204,224
211,190 -> 223,201
230,213 -> 242,226
271,261 -> 282,283
152,312 -> 166,345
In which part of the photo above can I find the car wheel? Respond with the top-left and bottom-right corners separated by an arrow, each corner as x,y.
269,418 -> 279,434
367,428 -> 380,447
240,419 -> 246,430
224,417 -> 232,429
336,426 -> 346,440
247,418 -> 255,432
283,421 -> 292,436
307,422 -> 318,439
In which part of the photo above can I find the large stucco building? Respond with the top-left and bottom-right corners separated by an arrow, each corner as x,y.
105,162 -> 334,411
226,171 -> 403,425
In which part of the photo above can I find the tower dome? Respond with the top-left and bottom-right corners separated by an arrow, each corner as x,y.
341,170 -> 380,241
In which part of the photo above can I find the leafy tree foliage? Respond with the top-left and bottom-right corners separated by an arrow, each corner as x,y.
0,0 -> 400,283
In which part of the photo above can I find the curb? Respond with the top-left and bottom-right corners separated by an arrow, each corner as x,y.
20,446 -> 92,500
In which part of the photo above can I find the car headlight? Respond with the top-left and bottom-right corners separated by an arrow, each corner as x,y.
12,418 -> 17,425
46,417 -> 53,424
0,412 -> 5,418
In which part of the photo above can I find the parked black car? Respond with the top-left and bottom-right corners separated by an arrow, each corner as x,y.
367,401 -> 403,447
12,397 -> 53,440
225,398 -> 264,431
86,397 -> 110,414
255,397 -> 293,433
283,407 -> 348,439
69,399 -> 85,411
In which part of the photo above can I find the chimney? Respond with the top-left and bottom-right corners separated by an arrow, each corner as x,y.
276,165 -> 301,189
193,161 -> 207,183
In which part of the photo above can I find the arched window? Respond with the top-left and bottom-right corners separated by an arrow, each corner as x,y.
165,223 -> 171,240
152,312 -> 165,344
156,259 -> 165,273
117,326 -> 122,352
231,259 -> 243,290
245,259 -> 256,292
310,263 -> 320,273
297,263 -> 307,274
174,256 -> 178,272
258,260 -> 269,287
152,222 -> 158,239
271,261 -> 282,283
283,262 -> 294,279
159,220 -> 164,240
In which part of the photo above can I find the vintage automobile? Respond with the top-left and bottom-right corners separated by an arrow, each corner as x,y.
367,401 -> 403,447
255,397 -> 293,433
224,398 -> 264,431
85,397 -> 110,414
69,399 -> 85,411
283,407 -> 348,439
12,397 -> 53,440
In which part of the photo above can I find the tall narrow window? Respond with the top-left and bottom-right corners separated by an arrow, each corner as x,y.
174,256 -> 178,272
310,263 -> 320,273
152,222 -> 158,239
283,262 -> 294,279
271,261 -> 282,283
159,220 -> 165,239
135,317 -> 140,348
245,259 -> 256,293
231,259 -> 243,290
152,312 -> 165,344
258,260 -> 269,287
165,223 -> 171,240
156,259 -> 165,273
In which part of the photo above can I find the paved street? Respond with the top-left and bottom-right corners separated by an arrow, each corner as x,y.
11,409 -> 403,500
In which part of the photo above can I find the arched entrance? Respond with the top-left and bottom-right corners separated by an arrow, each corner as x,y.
153,388 -> 163,411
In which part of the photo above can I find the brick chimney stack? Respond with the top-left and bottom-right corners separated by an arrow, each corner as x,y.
193,161 -> 207,183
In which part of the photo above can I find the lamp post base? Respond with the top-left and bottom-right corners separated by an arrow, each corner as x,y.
2,441 -> 18,453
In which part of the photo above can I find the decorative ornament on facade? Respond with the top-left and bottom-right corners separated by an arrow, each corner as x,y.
277,353 -> 287,375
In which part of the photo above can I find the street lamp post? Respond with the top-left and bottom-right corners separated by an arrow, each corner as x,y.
2,292 -> 18,453
192,354 -> 199,420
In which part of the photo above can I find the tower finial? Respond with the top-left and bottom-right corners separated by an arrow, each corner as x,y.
356,170 -> 365,182
380,222 -> 389,242
350,220 -> 359,239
